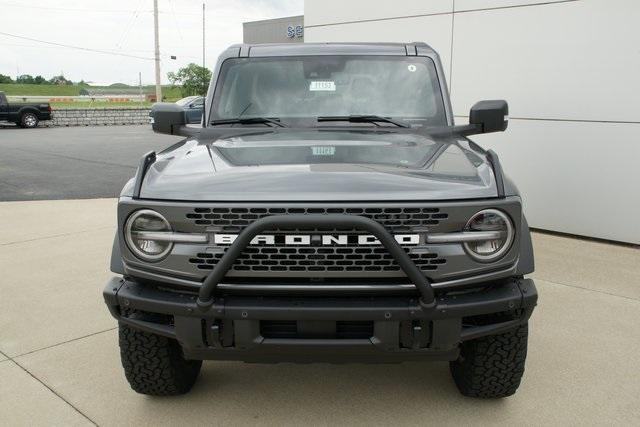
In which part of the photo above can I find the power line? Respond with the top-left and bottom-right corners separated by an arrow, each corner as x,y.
115,4 -> 142,50
0,31 -> 154,60
0,1 -> 201,15
0,1 -> 149,13
0,41 -> 201,60
0,41 -> 155,54
168,0 -> 186,45
1,2 -> 200,16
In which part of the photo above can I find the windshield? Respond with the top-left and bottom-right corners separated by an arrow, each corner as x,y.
211,56 -> 447,126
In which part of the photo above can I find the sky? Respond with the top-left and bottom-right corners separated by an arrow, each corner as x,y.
0,0 -> 303,85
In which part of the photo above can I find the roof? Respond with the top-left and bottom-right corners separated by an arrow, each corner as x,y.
243,15 -> 303,27
226,42 -> 437,57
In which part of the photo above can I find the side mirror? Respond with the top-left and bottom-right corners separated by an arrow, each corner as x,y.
151,103 -> 189,135
469,100 -> 508,134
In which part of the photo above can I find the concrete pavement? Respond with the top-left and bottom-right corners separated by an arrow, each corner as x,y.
1,199 -> 639,426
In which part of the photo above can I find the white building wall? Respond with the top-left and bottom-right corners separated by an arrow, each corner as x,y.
304,0 -> 640,244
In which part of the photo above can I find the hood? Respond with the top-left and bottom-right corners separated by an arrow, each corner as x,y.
139,129 -> 498,201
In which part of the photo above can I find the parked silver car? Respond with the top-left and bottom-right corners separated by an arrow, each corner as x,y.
150,96 -> 204,125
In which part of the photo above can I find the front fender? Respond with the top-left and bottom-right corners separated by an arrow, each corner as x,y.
110,232 -> 124,274
516,214 -> 535,275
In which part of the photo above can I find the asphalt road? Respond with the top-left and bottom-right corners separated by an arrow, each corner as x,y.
0,125 -> 182,201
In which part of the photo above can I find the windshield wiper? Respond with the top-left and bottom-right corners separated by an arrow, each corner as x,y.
211,117 -> 287,127
317,115 -> 410,128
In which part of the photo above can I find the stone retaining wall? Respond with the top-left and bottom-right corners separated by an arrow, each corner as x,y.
45,108 -> 151,127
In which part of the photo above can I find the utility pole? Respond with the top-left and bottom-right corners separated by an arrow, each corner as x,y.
202,2 -> 206,95
153,0 -> 162,102
139,72 -> 143,107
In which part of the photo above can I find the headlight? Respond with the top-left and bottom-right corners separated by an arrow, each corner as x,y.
124,209 -> 173,261
463,209 -> 514,262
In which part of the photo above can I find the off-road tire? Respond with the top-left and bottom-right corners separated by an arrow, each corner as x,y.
450,323 -> 528,398
119,323 -> 202,396
20,112 -> 39,128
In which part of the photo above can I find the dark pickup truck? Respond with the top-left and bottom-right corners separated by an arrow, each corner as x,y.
0,91 -> 52,128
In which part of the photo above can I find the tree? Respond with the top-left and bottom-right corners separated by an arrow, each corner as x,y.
33,75 -> 47,84
16,74 -> 35,84
0,74 -> 13,83
167,63 -> 212,97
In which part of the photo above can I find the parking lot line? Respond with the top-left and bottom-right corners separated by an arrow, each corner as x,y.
11,278 -> 639,426
1,197 -> 639,425
0,360 -> 93,426
0,224 -> 116,357
0,198 -> 116,246
532,231 -> 640,300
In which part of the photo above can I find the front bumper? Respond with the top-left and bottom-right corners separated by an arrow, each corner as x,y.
103,277 -> 537,363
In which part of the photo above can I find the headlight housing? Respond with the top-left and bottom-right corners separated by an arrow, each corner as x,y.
463,209 -> 514,262
124,209 -> 173,261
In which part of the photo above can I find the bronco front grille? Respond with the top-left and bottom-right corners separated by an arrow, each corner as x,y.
181,204 -> 451,278
188,245 -> 445,273
185,206 -> 448,233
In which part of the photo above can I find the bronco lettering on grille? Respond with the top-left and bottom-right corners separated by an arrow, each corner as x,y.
213,234 -> 420,246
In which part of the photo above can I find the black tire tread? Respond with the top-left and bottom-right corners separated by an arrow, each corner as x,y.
119,324 -> 202,396
450,323 -> 528,398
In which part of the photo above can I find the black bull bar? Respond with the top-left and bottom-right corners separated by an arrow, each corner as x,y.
196,214 -> 436,309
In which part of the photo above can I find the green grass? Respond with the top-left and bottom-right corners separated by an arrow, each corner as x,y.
0,84 -> 81,96
150,86 -> 183,100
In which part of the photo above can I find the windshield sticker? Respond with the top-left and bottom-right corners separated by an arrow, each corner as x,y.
312,146 -> 336,156
407,64 -> 417,72
309,81 -> 336,91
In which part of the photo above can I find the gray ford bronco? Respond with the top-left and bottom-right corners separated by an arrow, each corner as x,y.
104,42 -> 537,398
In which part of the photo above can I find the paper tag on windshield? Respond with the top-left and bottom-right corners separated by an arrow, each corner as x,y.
309,81 -> 336,91
312,146 -> 335,156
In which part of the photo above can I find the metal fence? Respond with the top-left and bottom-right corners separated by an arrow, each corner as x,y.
7,95 -> 146,103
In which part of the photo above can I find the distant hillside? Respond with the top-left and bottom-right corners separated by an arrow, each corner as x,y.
0,84 -> 81,96
0,84 -> 182,100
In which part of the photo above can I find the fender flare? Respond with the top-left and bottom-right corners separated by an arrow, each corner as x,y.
12,106 -> 39,122
516,214 -> 535,275
17,106 -> 40,117
110,232 -> 125,274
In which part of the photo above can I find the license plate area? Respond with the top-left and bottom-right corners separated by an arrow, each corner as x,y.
260,320 -> 374,339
